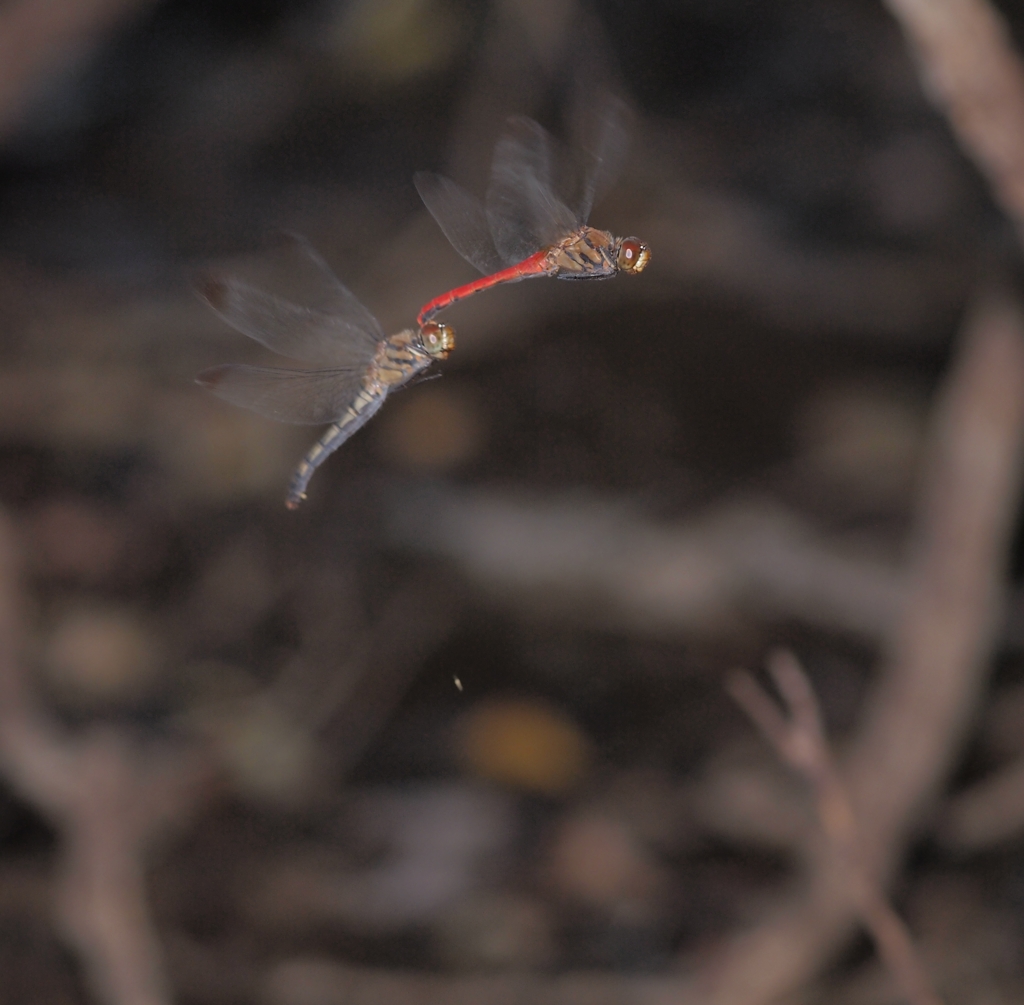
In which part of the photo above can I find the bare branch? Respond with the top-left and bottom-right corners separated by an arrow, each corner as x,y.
674,292 -> 1024,1005
388,493 -> 905,642
881,0 -> 1024,243
0,508 -> 210,1005
729,651 -> 943,1005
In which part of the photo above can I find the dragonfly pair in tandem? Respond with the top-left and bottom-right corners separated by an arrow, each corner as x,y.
198,102 -> 650,508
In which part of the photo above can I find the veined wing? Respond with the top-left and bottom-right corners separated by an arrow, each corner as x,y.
196,364 -> 368,425
485,116 -> 579,265
574,94 -> 631,225
414,172 -> 506,276
198,237 -> 384,368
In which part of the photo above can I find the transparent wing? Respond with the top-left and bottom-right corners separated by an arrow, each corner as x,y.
485,117 -> 579,264
414,172 -> 506,276
574,94 -> 631,224
197,236 -> 384,368
196,364 -> 368,425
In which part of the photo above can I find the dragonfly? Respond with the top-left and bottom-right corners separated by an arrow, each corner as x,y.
196,238 -> 455,509
414,98 -> 650,326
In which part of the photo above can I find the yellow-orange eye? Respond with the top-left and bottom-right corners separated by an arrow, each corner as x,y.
420,321 -> 455,357
617,237 -> 650,274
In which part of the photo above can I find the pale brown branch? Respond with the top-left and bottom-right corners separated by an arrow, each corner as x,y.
52,732 -> 176,1005
847,292 -> 1024,859
881,0 -> 1024,244
729,651 -> 943,1005
388,493 -> 905,642
0,508 -> 210,1005
657,291 -> 1024,1005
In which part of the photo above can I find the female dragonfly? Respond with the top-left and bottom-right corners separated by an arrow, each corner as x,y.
414,96 -> 650,325
196,238 -> 454,509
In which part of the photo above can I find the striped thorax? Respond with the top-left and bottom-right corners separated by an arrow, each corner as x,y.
549,227 -> 650,278
372,322 -> 455,391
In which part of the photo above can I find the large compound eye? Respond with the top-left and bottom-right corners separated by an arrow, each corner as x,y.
421,321 -> 455,357
617,238 -> 650,274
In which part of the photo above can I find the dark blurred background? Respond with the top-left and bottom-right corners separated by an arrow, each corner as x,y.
1,1 -> 1023,1003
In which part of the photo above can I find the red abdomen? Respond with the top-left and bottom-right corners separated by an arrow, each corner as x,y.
417,250 -> 552,325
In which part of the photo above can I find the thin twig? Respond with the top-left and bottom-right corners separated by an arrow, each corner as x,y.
659,292 -> 1024,1005
729,651 -> 943,1005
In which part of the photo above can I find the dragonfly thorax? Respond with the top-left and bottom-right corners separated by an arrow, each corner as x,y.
549,227 -> 618,277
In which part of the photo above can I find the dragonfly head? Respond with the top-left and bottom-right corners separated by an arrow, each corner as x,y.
616,237 -> 650,274
419,321 -> 456,359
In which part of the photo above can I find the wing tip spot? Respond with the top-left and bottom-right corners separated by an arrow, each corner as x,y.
195,366 -> 227,390
197,275 -> 230,311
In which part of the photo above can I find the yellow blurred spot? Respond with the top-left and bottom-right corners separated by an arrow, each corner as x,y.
330,0 -> 465,85
192,695 -> 319,809
459,698 -> 591,796
378,386 -> 484,471
44,607 -> 160,706
793,382 -> 926,507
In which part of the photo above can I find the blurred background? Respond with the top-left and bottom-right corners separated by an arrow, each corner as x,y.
1,1 -> 1023,1003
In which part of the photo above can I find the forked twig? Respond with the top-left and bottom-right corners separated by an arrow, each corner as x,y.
660,290 -> 1024,1005
728,650 -> 943,1005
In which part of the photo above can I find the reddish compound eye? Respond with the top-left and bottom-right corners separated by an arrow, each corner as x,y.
616,238 -> 650,273
420,321 -> 455,357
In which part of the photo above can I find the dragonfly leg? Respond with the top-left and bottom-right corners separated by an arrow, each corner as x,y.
285,389 -> 387,508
